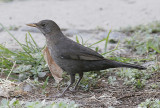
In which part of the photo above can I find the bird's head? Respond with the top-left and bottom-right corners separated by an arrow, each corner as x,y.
27,20 -> 61,36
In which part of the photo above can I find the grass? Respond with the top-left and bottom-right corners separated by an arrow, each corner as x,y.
117,21 -> 160,89
116,68 -> 150,89
0,23 -> 48,81
124,33 -> 160,55
0,0 -> 13,2
120,21 -> 160,56
138,98 -> 160,108
0,21 -> 160,107
0,98 -> 78,108
120,21 -> 160,34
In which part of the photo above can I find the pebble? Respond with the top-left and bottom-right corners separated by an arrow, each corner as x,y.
23,84 -> 32,92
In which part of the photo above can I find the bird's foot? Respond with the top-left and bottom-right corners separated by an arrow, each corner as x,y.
69,88 -> 77,93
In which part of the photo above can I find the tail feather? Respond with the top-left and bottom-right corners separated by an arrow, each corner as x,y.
105,59 -> 146,70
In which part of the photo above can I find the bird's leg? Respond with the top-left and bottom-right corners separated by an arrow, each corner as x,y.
60,74 -> 75,96
72,73 -> 83,91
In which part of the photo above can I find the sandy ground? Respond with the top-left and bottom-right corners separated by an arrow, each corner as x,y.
0,0 -> 160,30
0,0 -> 160,49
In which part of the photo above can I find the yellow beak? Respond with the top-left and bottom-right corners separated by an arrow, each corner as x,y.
26,23 -> 37,27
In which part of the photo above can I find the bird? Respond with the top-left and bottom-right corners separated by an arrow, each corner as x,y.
27,20 -> 146,96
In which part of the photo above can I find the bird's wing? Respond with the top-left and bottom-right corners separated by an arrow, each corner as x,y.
61,52 -> 104,61
60,38 -> 105,61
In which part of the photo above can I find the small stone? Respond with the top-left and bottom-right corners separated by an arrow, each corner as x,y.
38,72 -> 46,78
23,84 -> 32,92
19,73 -> 27,81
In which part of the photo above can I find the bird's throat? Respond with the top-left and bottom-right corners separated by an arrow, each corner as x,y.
45,32 -> 65,46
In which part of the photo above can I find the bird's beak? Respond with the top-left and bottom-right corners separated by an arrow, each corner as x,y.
26,23 -> 37,27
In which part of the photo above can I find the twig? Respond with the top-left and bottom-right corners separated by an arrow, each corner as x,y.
6,61 -> 16,80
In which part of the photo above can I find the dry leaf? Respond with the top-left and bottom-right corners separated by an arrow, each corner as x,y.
0,79 -> 27,97
43,46 -> 63,83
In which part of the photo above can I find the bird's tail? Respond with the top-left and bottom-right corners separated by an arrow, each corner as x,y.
105,59 -> 146,70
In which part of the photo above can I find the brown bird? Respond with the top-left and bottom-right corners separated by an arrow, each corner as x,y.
27,20 -> 146,96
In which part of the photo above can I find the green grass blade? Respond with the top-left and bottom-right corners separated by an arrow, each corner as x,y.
149,45 -> 160,53
80,36 -> 84,45
89,30 -> 111,48
28,32 -> 38,48
102,40 -> 120,55
28,32 -> 40,52
76,35 -> 80,44
0,23 -> 33,59
42,76 -> 49,89
104,30 -> 111,52
89,38 -> 106,47
0,44 -> 16,55
0,24 -> 23,47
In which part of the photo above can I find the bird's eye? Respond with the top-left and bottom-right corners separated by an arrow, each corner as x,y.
41,23 -> 46,27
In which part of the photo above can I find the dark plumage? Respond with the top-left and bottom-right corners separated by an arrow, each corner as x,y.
27,20 -> 146,96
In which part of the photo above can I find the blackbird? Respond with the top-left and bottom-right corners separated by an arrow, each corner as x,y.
27,20 -> 146,96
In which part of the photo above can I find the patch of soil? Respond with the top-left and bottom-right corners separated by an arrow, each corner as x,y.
1,70 -> 159,108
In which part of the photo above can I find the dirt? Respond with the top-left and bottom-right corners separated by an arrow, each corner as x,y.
1,70 -> 159,108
